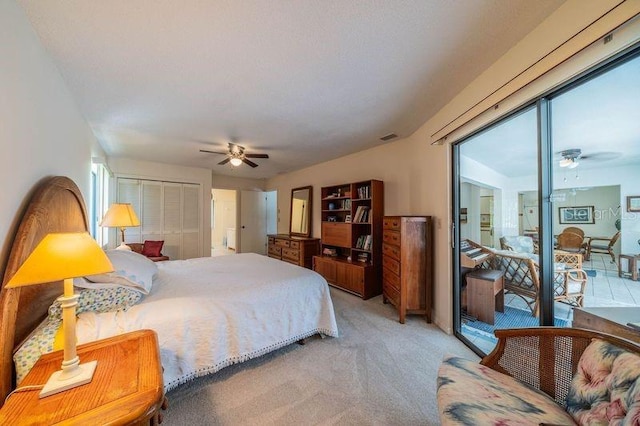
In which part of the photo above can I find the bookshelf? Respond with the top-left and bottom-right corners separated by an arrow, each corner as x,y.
314,180 -> 383,299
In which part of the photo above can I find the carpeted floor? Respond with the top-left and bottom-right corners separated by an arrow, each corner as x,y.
162,288 -> 477,425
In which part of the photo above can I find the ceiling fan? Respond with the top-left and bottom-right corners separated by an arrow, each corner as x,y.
556,148 -> 621,169
200,142 -> 269,168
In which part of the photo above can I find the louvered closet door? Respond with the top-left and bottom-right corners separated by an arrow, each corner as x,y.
182,184 -> 201,259
140,181 -> 163,248
162,183 -> 182,260
117,178 -> 142,244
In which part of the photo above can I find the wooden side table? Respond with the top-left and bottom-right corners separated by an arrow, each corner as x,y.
619,254 -> 640,281
0,329 -> 166,425
466,269 -> 504,325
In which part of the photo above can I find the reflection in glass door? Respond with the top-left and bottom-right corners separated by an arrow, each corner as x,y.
454,48 -> 640,355
549,53 -> 640,325
457,106 -> 541,354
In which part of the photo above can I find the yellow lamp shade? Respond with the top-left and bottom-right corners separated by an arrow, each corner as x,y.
6,232 -> 113,288
100,203 -> 140,228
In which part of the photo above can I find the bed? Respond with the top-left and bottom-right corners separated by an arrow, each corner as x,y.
0,176 -> 338,403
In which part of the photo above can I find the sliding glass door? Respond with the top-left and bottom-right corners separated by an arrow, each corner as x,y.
453,48 -> 640,354
456,106 -> 542,353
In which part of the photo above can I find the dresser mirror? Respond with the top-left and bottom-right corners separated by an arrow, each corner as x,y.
290,186 -> 312,237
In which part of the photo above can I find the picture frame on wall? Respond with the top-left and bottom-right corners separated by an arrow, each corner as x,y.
559,206 -> 595,224
627,196 -> 640,212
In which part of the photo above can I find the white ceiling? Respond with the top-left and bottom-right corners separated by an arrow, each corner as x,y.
461,54 -> 640,177
19,0 -> 564,179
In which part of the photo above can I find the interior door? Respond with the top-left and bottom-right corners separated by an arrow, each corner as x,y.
240,190 -> 267,254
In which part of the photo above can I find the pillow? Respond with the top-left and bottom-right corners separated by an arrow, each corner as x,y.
48,286 -> 143,321
85,249 -> 157,294
142,240 -> 164,257
566,338 -> 640,424
14,318 -> 61,384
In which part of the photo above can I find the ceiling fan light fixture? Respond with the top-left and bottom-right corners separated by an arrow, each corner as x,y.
230,157 -> 243,167
559,158 -> 573,168
567,160 -> 579,169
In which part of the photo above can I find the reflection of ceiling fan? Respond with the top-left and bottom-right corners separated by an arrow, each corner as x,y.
556,148 -> 621,169
200,142 -> 269,168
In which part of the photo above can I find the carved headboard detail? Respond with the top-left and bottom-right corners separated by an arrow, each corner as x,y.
0,176 -> 88,404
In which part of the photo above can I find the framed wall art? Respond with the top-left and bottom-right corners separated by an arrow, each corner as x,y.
627,196 -> 640,212
558,206 -> 594,224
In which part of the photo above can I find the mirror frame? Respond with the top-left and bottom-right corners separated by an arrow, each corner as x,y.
289,185 -> 313,237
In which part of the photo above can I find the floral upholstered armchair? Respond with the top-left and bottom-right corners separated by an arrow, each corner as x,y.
437,327 -> 640,425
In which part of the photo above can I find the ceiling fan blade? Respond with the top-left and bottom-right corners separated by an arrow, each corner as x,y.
218,158 -> 231,165
200,149 -> 227,155
245,153 -> 269,159
242,158 -> 259,168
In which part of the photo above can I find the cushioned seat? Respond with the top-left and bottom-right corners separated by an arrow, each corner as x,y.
499,235 -> 535,254
129,241 -> 170,262
437,356 -> 575,425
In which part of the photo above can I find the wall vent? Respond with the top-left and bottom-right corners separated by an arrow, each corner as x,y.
380,133 -> 397,141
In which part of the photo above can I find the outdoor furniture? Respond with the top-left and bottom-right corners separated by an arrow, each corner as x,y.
619,253 -> 640,281
586,231 -> 621,263
499,235 -> 535,253
563,226 -> 585,239
485,250 -> 586,316
437,327 -> 640,425
556,231 -> 587,257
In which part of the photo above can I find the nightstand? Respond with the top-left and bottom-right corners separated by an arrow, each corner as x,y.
0,329 -> 166,425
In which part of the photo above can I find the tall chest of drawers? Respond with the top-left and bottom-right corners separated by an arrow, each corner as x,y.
382,216 -> 433,323
267,234 -> 320,269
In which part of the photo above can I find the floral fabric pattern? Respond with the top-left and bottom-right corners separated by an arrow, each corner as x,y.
566,338 -> 640,425
48,286 -> 143,321
14,287 -> 142,384
13,319 -> 61,384
437,356 -> 575,425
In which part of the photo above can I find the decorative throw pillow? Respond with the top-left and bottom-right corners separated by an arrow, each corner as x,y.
14,318 -> 62,384
566,338 -> 640,424
85,249 -> 157,294
48,286 -> 143,321
142,240 -> 164,257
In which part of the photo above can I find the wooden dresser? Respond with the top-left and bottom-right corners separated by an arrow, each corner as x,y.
382,216 -> 433,323
267,234 -> 320,269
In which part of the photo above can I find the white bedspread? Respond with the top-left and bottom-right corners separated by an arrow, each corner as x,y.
75,253 -> 339,391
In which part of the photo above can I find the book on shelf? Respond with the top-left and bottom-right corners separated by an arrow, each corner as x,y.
363,235 -> 371,250
356,186 -> 371,199
353,206 -> 370,223
356,252 -> 369,262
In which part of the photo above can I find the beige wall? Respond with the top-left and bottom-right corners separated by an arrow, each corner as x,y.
212,174 -> 266,191
267,0 -> 640,334
0,1 -> 103,277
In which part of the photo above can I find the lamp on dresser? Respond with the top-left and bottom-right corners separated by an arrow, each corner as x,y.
6,232 -> 113,397
100,203 -> 140,250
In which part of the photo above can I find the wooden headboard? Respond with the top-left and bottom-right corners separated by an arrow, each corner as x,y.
0,176 -> 88,404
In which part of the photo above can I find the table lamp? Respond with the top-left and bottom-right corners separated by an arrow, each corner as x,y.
6,232 -> 113,398
100,203 -> 140,250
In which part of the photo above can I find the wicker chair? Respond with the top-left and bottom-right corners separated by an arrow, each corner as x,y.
486,251 -> 587,316
556,231 -> 587,257
562,226 -> 584,239
438,327 -> 640,425
481,327 -> 640,405
586,231 -> 621,263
